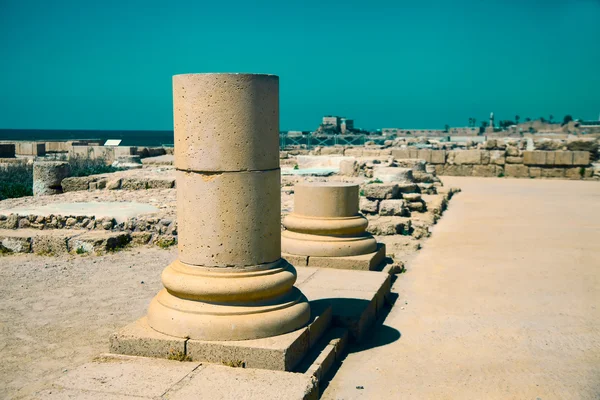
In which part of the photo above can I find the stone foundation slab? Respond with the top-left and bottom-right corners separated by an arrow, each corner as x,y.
296,242 -> 386,271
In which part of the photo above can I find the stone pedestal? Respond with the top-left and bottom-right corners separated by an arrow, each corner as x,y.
33,161 -> 71,196
282,183 -> 386,270
146,73 -> 310,341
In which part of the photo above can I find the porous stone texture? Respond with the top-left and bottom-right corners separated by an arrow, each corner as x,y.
379,199 -> 408,217
372,167 -> 413,183
504,164 -> 529,178
173,73 -> 279,172
145,73 -> 309,342
306,243 -> 387,271
362,183 -> 400,200
359,197 -> 379,214
293,182 -> 358,218
451,150 -> 481,165
176,169 -> 281,267
33,161 -> 71,196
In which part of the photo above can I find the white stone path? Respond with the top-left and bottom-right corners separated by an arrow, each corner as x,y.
323,176 -> 600,399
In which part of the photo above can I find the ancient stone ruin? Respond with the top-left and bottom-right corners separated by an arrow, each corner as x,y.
282,182 -> 386,270
145,73 -> 310,341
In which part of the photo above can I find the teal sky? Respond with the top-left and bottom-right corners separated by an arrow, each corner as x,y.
1,0 -> 599,131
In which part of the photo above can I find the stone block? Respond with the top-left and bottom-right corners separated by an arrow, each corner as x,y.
443,164 -> 473,176
529,167 -> 542,178
186,302 -> 330,371
391,149 -> 410,159
472,165 -> 498,177
359,197 -> 379,214
452,150 -> 481,165
379,200 -> 407,216
566,138 -> 598,153
409,148 -> 419,158
363,148 -> 391,157
490,150 -> 506,165
339,159 -> 357,176
68,231 -> 131,254
106,178 -> 122,190
344,148 -> 363,157
61,176 -> 92,192
146,178 -> 175,189
417,149 -> 432,163
506,156 -> 523,164
523,151 -> 546,166
320,146 -> 344,155
165,364 -> 318,400
176,169 -> 280,267
396,183 -> 419,193
173,74 -> 279,172
282,253 -> 309,267
504,164 -> 529,178
480,151 -> 490,165
434,164 -> 445,175
50,354 -> 202,399
541,168 -> 565,178
505,146 -> 520,157
402,193 -> 421,202
298,268 -> 391,341
120,178 -> 147,190
372,167 -> 413,184
565,167 -> 584,180
32,232 -> 77,255
545,152 -> 556,165
430,150 -> 446,164
407,202 -> 425,212
109,317 -> 187,359
366,216 -> 411,236
0,230 -> 33,253
307,243 -> 386,271
362,184 -> 399,200
554,151 -> 574,166
572,151 -> 591,166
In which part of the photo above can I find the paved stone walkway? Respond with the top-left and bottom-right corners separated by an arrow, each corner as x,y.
323,177 -> 600,399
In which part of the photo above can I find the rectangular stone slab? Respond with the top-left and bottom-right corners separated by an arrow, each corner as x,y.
110,302 -> 332,372
297,268 -> 392,341
304,243 -> 386,271
39,354 -> 318,400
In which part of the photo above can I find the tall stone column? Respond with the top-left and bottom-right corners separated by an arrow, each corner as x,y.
147,73 -> 310,341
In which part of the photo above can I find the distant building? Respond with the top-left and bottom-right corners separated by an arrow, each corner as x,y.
381,127 -> 478,137
322,116 -> 341,129
340,118 -> 354,134
318,116 -> 356,134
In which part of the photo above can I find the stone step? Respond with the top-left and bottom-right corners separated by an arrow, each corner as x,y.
110,302 -> 332,372
296,327 -> 349,384
0,229 -> 132,255
35,354 -> 318,400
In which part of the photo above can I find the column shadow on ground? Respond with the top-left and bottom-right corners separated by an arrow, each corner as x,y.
314,294 -> 402,396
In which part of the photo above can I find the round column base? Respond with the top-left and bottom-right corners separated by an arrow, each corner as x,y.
147,287 -> 310,341
281,230 -> 378,257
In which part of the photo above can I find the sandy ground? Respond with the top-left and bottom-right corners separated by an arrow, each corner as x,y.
323,177 -> 600,399
0,248 -> 177,399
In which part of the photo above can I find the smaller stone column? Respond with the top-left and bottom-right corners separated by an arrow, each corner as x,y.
33,161 -> 71,196
282,182 -> 386,270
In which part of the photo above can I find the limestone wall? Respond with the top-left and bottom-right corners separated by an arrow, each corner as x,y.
70,145 -> 168,162
392,148 -> 595,179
